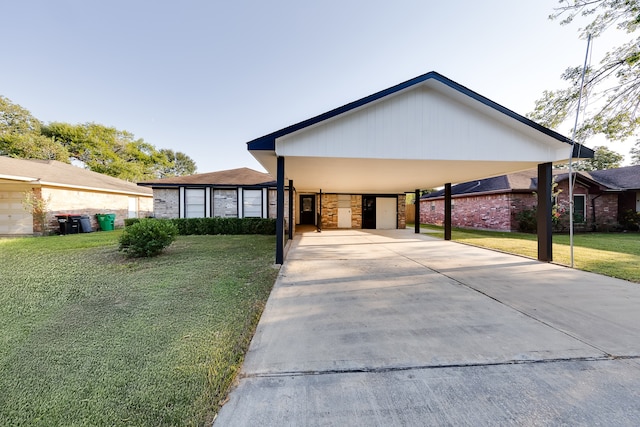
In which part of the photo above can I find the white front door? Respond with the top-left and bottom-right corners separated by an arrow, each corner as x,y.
375,197 -> 397,229
636,192 -> 640,212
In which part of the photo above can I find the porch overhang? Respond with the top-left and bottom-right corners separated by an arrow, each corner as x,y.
246,71 -> 594,264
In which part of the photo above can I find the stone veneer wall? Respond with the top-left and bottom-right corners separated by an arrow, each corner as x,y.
351,195 -> 362,228
397,195 -> 406,229
320,193 -> 338,228
320,193 -> 405,229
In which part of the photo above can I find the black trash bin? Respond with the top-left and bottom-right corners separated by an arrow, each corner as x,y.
56,214 -> 80,235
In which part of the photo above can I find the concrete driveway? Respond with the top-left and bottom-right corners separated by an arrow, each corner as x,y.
214,229 -> 640,426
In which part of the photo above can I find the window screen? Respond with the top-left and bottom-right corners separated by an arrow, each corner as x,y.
185,188 -> 205,218
243,189 -> 262,218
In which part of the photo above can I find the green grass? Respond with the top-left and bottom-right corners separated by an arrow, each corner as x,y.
0,231 -> 279,426
416,224 -> 640,283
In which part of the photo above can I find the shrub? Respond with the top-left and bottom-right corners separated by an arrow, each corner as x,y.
170,217 -> 276,235
620,209 -> 640,231
124,218 -> 142,227
516,208 -> 537,233
118,219 -> 178,258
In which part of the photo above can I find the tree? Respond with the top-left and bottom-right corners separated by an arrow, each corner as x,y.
158,149 -> 197,177
530,1 -> 640,141
573,145 -> 625,170
0,96 -> 69,161
2,95 -> 198,180
42,122 -> 197,181
0,95 -> 42,136
1,132 -> 70,161
631,140 -> 640,164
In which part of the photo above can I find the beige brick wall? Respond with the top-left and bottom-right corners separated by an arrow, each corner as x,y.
43,186 -> 153,231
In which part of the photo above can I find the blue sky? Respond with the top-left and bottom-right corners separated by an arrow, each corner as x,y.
3,1 -> 633,173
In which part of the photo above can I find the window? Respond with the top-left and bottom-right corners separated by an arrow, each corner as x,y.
185,188 -> 205,218
573,195 -> 586,223
243,189 -> 262,218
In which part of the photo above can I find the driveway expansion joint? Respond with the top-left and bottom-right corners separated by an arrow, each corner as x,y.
240,354 -> 635,380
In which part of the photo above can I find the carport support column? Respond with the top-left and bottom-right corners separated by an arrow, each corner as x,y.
288,180 -> 293,240
276,156 -> 285,265
414,189 -> 420,234
537,162 -> 553,262
444,183 -> 452,240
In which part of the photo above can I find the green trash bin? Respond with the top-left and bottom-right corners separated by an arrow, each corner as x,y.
96,213 -> 116,231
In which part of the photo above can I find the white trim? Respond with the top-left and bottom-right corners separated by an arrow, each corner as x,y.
262,188 -> 268,218
237,188 -> 243,218
205,188 -> 212,217
179,187 -> 186,218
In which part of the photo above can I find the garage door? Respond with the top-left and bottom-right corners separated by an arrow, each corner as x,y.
0,191 -> 33,235
375,197 -> 397,229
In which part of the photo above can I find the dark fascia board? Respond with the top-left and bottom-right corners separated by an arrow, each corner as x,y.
247,71 -> 593,157
137,183 -> 277,189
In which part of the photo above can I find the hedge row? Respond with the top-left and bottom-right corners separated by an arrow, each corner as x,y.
124,217 -> 277,235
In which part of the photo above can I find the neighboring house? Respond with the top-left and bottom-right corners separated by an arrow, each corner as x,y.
0,156 -> 153,236
419,165 -> 640,232
137,167 -> 284,220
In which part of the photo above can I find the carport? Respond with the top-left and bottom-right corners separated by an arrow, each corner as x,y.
247,71 -> 594,263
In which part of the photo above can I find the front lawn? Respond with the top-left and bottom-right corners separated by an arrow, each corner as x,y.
415,224 -> 640,283
0,232 -> 278,426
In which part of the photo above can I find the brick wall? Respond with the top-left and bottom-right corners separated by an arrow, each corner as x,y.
212,189 -> 238,218
154,188 -> 179,219
593,194 -> 619,229
43,186 -> 153,231
420,193 -> 518,231
553,181 -> 618,230
419,184 -> 621,232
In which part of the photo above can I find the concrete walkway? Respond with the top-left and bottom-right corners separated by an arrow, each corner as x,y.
214,229 -> 640,426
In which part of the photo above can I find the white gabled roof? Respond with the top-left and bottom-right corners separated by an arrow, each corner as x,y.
248,71 -> 593,193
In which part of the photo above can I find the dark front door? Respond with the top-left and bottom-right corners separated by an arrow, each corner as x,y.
362,196 -> 376,229
300,195 -> 315,225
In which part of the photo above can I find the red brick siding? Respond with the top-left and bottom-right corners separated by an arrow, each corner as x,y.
420,193 -> 526,231
419,182 -> 620,232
